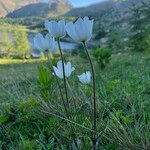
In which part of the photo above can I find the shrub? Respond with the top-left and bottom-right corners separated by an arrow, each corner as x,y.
129,32 -> 148,52
95,29 -> 107,40
146,34 -> 150,51
92,47 -> 112,69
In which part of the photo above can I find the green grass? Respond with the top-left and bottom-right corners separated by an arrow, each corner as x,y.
0,24 -> 37,32
0,52 -> 150,149
0,60 -> 43,112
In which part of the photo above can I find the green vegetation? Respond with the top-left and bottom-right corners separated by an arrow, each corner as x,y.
0,0 -> 150,149
92,47 -> 112,69
0,51 -> 150,149
0,24 -> 32,31
0,16 -> 75,29
0,17 -> 45,27
0,30 -> 31,59
107,30 -> 127,52
14,31 -> 30,58
128,2 -> 150,52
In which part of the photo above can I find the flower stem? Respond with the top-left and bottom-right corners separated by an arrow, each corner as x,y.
46,53 -> 69,116
83,42 -> 97,150
57,39 -> 70,112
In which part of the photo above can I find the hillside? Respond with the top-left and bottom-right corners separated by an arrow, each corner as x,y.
66,0 -> 114,17
65,0 -> 149,32
66,0 -> 149,17
6,0 -> 72,18
0,0 -> 40,17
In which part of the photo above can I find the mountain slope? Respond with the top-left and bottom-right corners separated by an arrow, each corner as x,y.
0,0 -> 40,17
6,0 -> 72,18
65,0 -> 114,17
65,0 -> 149,17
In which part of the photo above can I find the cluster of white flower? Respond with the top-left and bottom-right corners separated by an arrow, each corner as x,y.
53,61 -> 75,79
34,17 -> 97,144
34,17 -> 93,84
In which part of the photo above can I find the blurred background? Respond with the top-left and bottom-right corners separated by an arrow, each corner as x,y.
0,0 -> 149,59
0,1 -> 150,149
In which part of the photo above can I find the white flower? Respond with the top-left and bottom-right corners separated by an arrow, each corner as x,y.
33,33 -> 55,53
44,20 -> 66,38
78,71 -> 91,84
53,61 -> 75,79
66,16 -> 94,43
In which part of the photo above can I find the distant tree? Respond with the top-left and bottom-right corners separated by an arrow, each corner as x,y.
108,30 -> 126,52
3,32 -> 8,46
19,32 -> 30,58
13,31 -> 20,54
95,29 -> 107,40
128,1 -> 150,52
0,31 -> 14,57
13,31 -> 30,58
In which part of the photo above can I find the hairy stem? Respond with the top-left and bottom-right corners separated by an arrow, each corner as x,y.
57,39 -> 70,112
83,42 -> 97,150
46,53 -> 69,116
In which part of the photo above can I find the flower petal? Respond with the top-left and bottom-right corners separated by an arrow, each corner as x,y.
57,60 -> 63,71
58,19 -> 66,37
34,33 -> 44,51
65,62 -> 72,77
86,71 -> 91,83
78,71 -> 91,84
75,18 -> 85,42
53,66 -> 63,79
44,20 -> 51,34
66,22 -> 79,42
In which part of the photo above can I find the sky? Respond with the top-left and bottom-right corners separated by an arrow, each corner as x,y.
69,0 -> 107,7
43,0 -> 107,8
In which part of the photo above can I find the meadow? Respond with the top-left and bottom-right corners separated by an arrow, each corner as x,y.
0,51 -> 150,149
0,1 -> 150,148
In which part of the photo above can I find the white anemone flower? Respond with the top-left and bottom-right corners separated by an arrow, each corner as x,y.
44,20 -> 66,38
33,33 -> 56,53
78,71 -> 91,84
66,16 -> 94,43
53,61 -> 75,79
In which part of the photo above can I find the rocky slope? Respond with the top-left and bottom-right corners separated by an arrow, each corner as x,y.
0,0 -> 40,17
66,0 -> 149,17
6,0 -> 71,18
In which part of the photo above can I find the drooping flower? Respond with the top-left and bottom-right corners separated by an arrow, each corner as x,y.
78,71 -> 91,84
53,61 -> 75,79
33,33 -> 56,53
44,20 -> 66,38
66,16 -> 94,43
